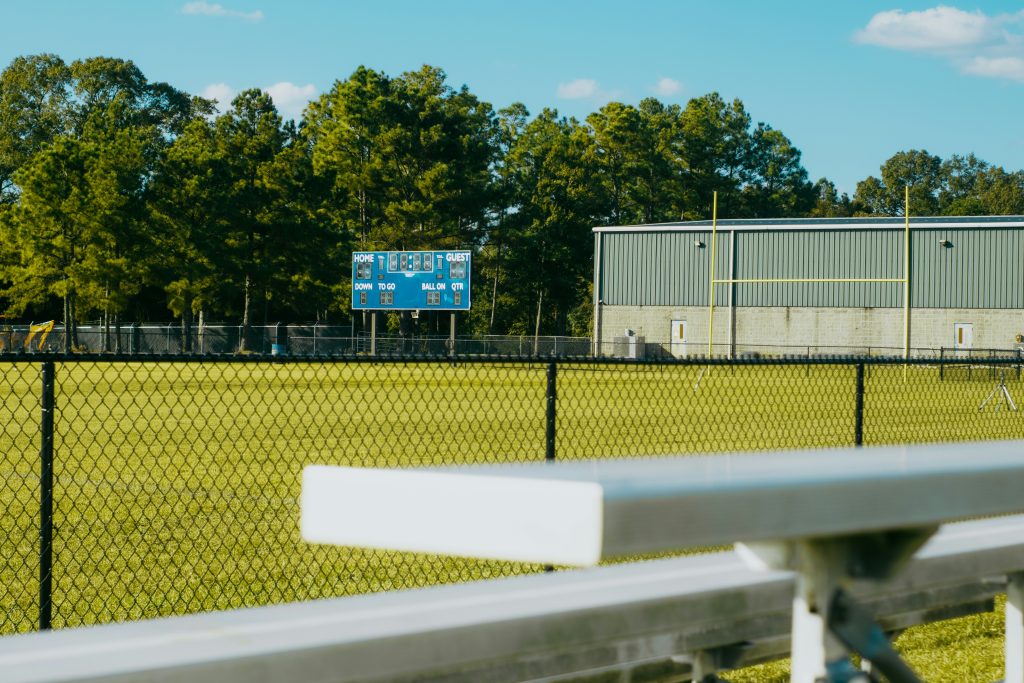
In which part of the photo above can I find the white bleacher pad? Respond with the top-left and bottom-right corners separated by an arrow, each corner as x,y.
302,465 -> 604,566
303,442 -> 1024,566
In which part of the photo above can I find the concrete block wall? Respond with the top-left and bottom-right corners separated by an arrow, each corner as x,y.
597,305 -> 1024,357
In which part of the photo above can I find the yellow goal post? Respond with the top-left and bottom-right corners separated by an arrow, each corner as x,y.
706,187 -> 912,360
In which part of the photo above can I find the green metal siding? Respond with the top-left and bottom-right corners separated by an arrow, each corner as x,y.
600,231 -> 730,306
734,230 -> 902,307
912,228 -> 1024,308
599,227 -> 1024,309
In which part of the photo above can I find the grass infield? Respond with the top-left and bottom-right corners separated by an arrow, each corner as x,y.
1,359 -> 1022,679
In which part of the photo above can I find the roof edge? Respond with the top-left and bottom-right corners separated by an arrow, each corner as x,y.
593,216 -> 1024,233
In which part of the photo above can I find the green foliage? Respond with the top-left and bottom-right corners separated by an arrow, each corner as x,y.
306,65 -> 497,252
585,98 -> 689,225
2,137 -> 92,316
497,109 -> 606,335
0,54 -> 73,204
678,93 -> 752,218
852,149 -> 1024,217
741,123 -> 815,217
149,117 -> 230,323
2,53 -> 1023,337
810,177 -> 853,217
855,149 -> 944,216
0,54 -> 200,348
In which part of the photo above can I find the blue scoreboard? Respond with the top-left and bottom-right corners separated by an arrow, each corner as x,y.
352,250 -> 471,311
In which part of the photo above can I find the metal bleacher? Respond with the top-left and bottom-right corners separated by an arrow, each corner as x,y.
5,442 -> 1024,682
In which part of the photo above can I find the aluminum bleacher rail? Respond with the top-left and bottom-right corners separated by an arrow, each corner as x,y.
3,442 -> 1024,682
0,516 -> 1021,682
301,442 -> 1024,682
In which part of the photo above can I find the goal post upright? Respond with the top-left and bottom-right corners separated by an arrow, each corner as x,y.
707,191 -> 718,358
904,185 -> 912,370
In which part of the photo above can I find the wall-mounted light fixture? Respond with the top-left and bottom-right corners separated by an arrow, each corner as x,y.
938,239 -> 953,248
694,240 -> 705,248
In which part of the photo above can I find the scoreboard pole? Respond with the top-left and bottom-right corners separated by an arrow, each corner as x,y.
370,312 -> 377,357
450,312 -> 456,357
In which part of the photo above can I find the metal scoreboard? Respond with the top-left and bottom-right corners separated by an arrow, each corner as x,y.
352,250 -> 471,311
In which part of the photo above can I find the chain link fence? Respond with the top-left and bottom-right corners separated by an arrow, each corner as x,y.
3,353 -> 1024,635
9,321 -> 1023,359
1,324 -> 593,357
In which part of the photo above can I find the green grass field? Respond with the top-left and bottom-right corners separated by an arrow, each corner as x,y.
2,359 -> 1022,679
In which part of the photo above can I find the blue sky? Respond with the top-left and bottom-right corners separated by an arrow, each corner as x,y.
3,1 -> 1023,194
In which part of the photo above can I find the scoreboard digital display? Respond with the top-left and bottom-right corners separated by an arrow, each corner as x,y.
352,250 -> 471,311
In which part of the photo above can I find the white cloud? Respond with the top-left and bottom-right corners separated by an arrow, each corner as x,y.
263,82 -> 317,119
182,1 -> 263,22
557,78 -> 600,99
855,6 -> 994,51
200,82 -> 315,118
855,6 -> 1024,84
201,83 -> 236,111
652,77 -> 683,97
962,56 -> 1024,82
555,78 -> 625,103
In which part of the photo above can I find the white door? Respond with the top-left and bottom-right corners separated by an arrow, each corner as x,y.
670,320 -> 687,357
954,323 -> 973,354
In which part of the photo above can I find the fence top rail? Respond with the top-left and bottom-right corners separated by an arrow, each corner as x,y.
0,351 -> 1023,366
302,440 -> 1024,566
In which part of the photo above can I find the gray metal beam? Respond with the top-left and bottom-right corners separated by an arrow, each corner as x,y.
2,515 -> 1023,683
302,441 -> 1024,565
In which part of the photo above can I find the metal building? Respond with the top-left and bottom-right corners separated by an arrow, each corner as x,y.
592,216 -> 1024,357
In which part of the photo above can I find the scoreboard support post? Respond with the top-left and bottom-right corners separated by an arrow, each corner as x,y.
450,313 -> 456,357
370,312 -> 377,357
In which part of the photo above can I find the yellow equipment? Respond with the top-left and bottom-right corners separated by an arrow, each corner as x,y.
25,321 -> 55,351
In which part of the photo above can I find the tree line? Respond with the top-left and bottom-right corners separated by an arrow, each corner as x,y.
1,54 -> 1022,351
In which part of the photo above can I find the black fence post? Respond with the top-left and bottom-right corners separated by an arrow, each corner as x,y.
546,362 -> 557,462
39,361 -> 55,630
854,363 -> 865,447
544,361 -> 557,573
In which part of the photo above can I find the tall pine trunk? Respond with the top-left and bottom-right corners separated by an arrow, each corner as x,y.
240,273 -> 253,353
198,309 -> 205,354
488,244 -> 501,334
533,288 -> 544,355
69,296 -> 78,350
181,292 -> 193,353
61,289 -> 78,353
103,283 -> 110,353
63,292 -> 72,353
